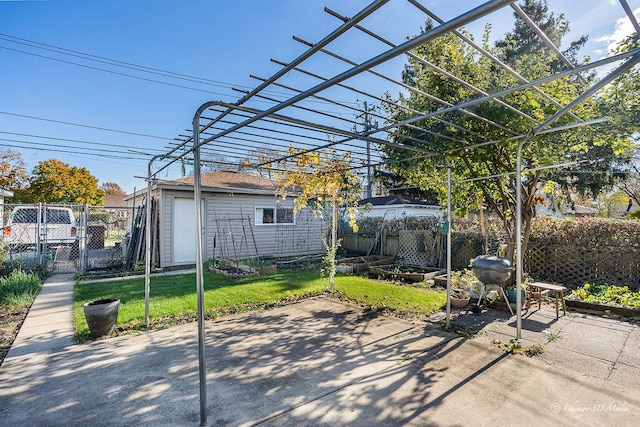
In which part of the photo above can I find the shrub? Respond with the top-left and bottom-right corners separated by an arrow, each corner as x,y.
0,269 -> 42,306
530,217 -> 640,247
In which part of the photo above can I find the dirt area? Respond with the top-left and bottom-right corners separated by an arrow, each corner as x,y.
0,304 -> 28,366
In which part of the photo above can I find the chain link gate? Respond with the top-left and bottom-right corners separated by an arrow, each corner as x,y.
2,203 -> 136,274
1,203 -> 82,273
83,205 -> 135,272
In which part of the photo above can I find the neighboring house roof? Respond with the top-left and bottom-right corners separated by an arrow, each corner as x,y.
359,195 -> 438,207
0,188 -> 14,198
103,194 -> 127,207
533,189 -> 598,218
564,204 -> 597,217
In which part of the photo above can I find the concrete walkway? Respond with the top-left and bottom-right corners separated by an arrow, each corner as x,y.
1,274 -> 639,426
6,273 -> 76,358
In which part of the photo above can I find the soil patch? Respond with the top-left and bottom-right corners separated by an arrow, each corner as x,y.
0,303 -> 29,366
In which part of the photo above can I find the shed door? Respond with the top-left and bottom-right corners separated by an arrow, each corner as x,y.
173,198 -> 205,264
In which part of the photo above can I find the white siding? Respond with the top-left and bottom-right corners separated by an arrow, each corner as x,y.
159,189 -> 325,268
206,193 -> 324,260
160,190 -> 173,268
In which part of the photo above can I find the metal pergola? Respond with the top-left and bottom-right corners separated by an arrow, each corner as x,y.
142,1 -> 640,424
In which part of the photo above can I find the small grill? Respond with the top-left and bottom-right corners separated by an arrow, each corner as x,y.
471,255 -> 514,285
470,255 -> 516,315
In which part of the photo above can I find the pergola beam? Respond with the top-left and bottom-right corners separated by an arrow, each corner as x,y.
139,2 -> 640,425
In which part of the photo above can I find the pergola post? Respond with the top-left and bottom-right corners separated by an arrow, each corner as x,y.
515,139 -> 524,339
446,166 -> 452,329
145,169 -> 152,329
191,100 -> 224,427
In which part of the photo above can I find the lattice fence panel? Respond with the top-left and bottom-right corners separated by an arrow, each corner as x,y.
526,245 -> 640,290
451,235 -> 484,269
398,230 -> 435,266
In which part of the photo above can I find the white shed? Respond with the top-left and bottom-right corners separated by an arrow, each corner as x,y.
358,195 -> 441,220
127,171 -> 325,268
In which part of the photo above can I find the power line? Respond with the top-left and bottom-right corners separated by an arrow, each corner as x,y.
0,45 -> 238,98
0,131 -> 166,154
0,138 -> 150,160
0,139 -> 145,160
0,33 -> 247,88
0,111 -> 175,140
0,33 -> 360,109
4,143 -> 147,171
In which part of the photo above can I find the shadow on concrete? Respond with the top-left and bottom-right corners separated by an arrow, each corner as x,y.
1,298 -> 639,426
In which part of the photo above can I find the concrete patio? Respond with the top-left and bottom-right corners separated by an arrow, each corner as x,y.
0,274 -> 638,426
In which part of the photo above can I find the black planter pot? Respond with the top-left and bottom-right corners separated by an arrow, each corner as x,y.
83,298 -> 120,338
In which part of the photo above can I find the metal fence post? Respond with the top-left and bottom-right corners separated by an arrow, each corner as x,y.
36,202 -> 42,264
84,204 -> 89,271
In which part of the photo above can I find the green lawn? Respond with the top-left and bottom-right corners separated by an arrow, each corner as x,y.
74,270 -> 446,341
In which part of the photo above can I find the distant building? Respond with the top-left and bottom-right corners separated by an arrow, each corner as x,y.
618,198 -> 640,218
0,188 -> 13,204
562,204 -> 597,218
358,195 -> 441,219
103,193 -> 127,208
0,188 -> 14,228
533,191 -> 596,218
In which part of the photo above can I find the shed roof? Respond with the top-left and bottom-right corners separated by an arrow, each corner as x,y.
564,204 -> 597,216
0,188 -> 14,198
169,171 -> 277,193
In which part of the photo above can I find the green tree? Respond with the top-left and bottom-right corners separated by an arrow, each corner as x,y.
274,147 -> 362,291
492,0 -> 629,202
617,148 -> 640,210
382,6 -> 634,261
495,0 -> 589,72
16,159 -> 105,205
596,189 -> 630,218
0,149 -> 28,193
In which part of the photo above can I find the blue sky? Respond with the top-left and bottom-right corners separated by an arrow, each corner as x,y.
1,0 -> 638,195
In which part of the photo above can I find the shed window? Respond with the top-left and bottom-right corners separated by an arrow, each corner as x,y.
256,207 -> 295,225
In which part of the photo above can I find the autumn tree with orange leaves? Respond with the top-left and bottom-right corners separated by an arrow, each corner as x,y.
13,158 -> 104,205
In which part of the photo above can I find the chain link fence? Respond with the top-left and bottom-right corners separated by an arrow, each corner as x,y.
83,205 -> 136,272
1,203 -> 135,274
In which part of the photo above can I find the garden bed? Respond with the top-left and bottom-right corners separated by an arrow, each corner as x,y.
433,273 -> 448,287
369,264 -> 445,283
208,260 -> 259,278
0,304 -> 29,366
565,284 -> 640,318
337,255 -> 395,273
565,298 -> 640,318
206,259 -> 277,278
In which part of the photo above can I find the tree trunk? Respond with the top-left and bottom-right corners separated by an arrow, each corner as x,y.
504,199 -> 534,283
329,199 -> 338,292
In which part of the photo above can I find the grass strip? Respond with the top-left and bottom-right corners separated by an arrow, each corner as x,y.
74,270 -> 446,342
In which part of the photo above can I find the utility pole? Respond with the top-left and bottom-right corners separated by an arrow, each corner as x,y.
355,101 -> 376,199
